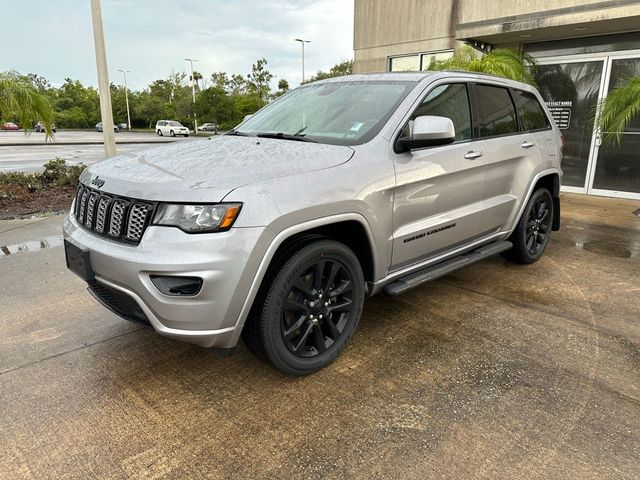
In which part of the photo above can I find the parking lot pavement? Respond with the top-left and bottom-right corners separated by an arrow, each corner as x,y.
1,193 -> 639,479
0,130 -> 212,173
0,130 -> 204,145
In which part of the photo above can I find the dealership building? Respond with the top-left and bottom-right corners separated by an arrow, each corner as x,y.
354,0 -> 640,199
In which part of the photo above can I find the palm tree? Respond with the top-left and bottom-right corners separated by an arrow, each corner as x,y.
598,76 -> 640,145
0,70 -> 55,139
428,45 -> 537,85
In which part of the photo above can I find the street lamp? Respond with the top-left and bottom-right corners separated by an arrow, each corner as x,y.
294,38 -> 311,84
185,57 -> 198,135
90,0 -> 116,157
118,69 -> 131,131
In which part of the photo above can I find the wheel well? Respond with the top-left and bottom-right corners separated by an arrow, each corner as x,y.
268,220 -> 375,284
242,220 -> 375,337
533,173 -> 561,230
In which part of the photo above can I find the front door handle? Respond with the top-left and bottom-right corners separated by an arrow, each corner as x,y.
521,141 -> 535,149
464,150 -> 483,160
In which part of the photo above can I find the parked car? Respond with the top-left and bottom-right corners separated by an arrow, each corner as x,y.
1,122 -> 19,130
155,120 -> 190,137
95,122 -> 119,132
198,123 -> 218,132
34,121 -> 56,133
64,72 -> 562,375
117,123 -> 128,130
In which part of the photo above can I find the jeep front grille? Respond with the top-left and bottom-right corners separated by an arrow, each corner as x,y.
73,184 -> 155,245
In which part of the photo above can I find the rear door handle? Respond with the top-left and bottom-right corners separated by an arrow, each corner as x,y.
464,150 -> 483,160
521,141 -> 535,149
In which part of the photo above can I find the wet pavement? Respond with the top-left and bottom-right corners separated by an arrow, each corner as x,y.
1,193 -> 639,479
0,131 -> 207,173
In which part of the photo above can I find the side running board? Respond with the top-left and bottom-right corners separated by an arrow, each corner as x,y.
383,240 -> 513,296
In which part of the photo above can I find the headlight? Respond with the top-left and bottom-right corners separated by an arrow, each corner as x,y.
153,203 -> 242,233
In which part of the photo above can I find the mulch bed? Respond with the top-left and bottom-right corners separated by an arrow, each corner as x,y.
0,183 -> 75,219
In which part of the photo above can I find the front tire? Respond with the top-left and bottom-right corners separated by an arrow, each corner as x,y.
504,187 -> 554,264
157,129 -> 163,136
170,130 -> 175,137
244,240 -> 365,376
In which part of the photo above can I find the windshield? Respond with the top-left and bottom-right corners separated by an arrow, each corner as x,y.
235,80 -> 416,146
168,121 -> 182,126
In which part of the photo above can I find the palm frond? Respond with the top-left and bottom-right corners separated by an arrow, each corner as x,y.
0,70 -> 55,140
598,76 -> 640,145
426,46 -> 537,86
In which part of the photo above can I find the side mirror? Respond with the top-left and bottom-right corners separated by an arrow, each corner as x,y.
397,115 -> 456,151
243,114 -> 254,122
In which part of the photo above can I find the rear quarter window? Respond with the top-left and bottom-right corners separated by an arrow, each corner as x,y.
512,90 -> 551,131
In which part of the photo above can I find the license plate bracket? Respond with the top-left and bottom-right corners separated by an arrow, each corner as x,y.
64,239 -> 94,282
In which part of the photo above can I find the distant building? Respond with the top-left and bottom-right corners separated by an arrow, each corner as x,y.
354,0 -> 640,199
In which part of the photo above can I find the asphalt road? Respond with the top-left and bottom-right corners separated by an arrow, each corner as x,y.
0,130 -> 207,173
1,193 -> 639,479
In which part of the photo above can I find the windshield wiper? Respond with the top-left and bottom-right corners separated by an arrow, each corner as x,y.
225,130 -> 251,136
255,132 -> 317,143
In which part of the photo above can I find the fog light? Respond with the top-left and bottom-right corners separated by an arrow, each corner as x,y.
150,275 -> 203,296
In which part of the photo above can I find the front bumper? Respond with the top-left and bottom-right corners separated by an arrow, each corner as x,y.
63,213 -> 273,348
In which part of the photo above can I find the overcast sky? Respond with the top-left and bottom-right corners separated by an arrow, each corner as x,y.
2,0 -> 354,90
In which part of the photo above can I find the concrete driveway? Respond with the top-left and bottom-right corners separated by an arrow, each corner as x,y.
1,193 -> 639,479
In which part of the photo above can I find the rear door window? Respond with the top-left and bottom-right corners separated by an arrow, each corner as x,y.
512,90 -> 550,131
474,85 -> 518,138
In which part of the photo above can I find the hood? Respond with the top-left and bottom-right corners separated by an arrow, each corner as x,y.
81,136 -> 354,202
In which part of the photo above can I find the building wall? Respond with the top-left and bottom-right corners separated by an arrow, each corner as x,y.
354,0 -> 640,73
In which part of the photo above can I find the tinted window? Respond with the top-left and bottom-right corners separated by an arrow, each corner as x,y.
475,85 -> 518,137
513,90 -> 550,131
403,83 -> 472,141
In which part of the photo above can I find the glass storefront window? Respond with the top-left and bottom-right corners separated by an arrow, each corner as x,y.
389,55 -> 420,72
535,61 -> 603,188
592,58 -> 640,193
389,51 -> 453,72
420,51 -> 454,70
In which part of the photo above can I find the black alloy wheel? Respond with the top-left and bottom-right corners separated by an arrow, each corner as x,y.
525,193 -> 552,257
504,187 -> 554,264
243,239 -> 365,376
281,257 -> 355,357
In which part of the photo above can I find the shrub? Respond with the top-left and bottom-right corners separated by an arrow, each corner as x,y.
0,158 -> 85,189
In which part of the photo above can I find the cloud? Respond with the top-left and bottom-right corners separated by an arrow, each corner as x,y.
1,0 -> 354,90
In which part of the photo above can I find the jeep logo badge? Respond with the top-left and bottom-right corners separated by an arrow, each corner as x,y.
91,176 -> 105,188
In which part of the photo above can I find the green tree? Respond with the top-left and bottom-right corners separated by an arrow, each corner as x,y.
428,46 -> 537,85
211,72 -> 231,92
247,58 -> 273,106
196,86 -> 235,128
0,70 -> 55,137
273,78 -> 290,98
306,60 -> 354,83
229,74 -> 247,95
190,71 -> 203,90
598,76 -> 640,145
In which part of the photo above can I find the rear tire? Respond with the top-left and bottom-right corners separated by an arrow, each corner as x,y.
157,129 -> 163,136
503,187 -> 554,264
244,239 -> 365,376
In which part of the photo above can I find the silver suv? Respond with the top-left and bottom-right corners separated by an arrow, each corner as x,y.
64,72 -> 562,375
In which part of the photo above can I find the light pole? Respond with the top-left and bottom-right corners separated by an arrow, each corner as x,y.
90,0 -> 116,157
294,38 -> 311,84
118,69 -> 131,131
185,57 -> 198,135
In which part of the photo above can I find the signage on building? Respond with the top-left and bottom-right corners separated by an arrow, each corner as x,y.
546,101 -> 572,130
